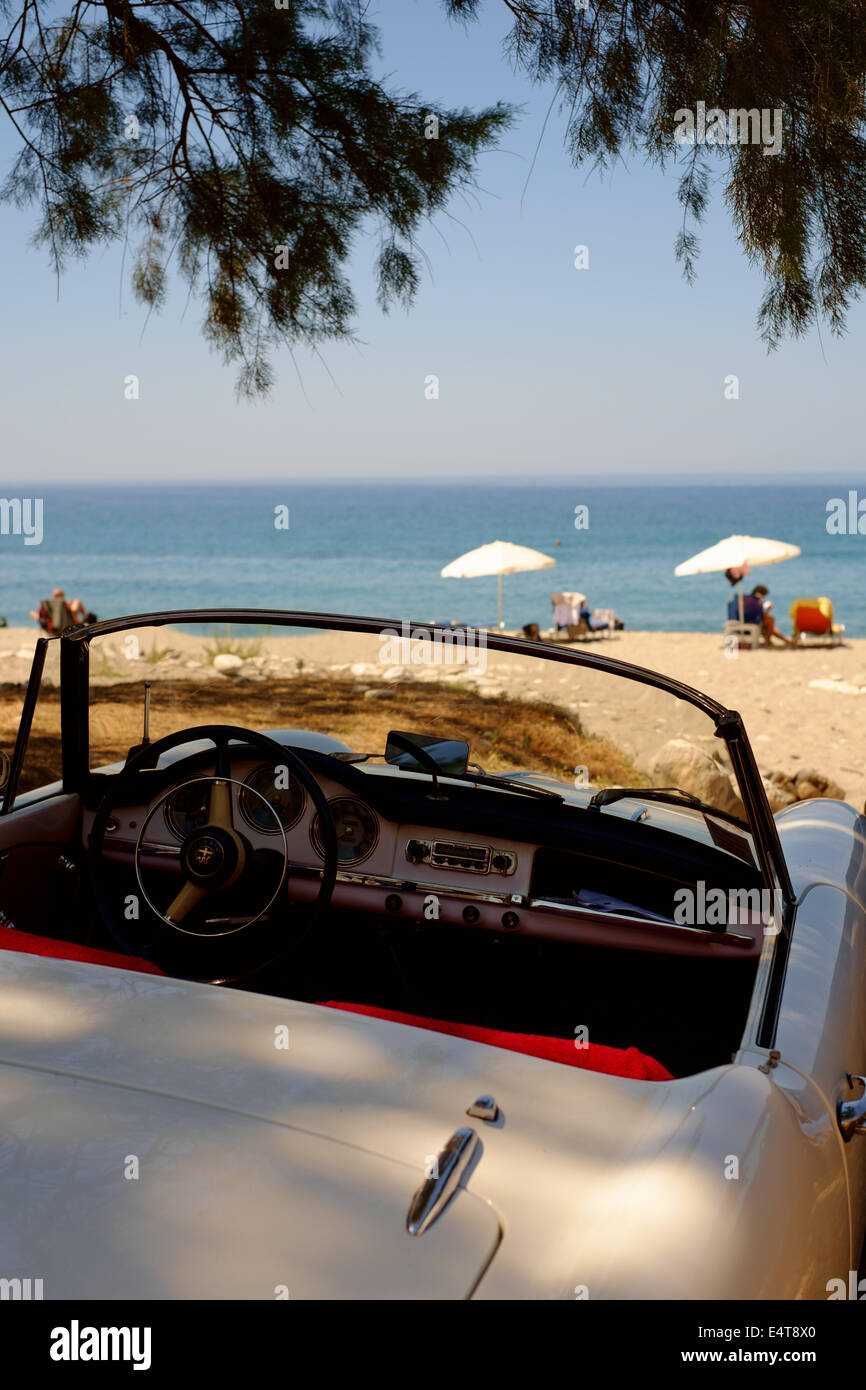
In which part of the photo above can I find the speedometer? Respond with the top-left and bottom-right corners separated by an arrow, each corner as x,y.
239,763 -> 307,833
310,797 -> 379,866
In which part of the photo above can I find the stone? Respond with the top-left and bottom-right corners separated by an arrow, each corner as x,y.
762,780 -> 798,812
213,653 -> 244,673
363,687 -> 396,700
760,766 -> 845,807
649,738 -> 744,817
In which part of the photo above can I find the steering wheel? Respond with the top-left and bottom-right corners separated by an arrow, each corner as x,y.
88,725 -> 338,980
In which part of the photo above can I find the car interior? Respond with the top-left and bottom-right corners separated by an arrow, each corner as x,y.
0,620 -> 772,1083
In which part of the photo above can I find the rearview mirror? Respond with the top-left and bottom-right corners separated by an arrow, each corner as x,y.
385,731 -> 469,777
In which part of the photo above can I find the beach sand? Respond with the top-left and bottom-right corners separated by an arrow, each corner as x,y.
1,625 -> 863,812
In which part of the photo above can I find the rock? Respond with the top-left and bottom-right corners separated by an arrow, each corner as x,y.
809,678 -> 864,695
363,687 -> 396,700
213,653 -> 244,673
760,766 -> 845,808
649,739 -> 744,817
764,784 -> 798,811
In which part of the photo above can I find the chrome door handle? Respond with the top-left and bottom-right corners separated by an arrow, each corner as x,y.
406,1126 -> 480,1236
837,1074 -> 866,1142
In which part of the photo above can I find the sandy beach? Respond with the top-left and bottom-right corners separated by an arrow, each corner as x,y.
2,625 -> 863,812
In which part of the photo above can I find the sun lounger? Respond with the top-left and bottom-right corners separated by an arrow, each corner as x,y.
789,597 -> 845,647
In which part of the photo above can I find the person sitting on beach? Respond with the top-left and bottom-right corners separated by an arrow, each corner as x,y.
728,584 -> 792,646
29,588 -> 92,633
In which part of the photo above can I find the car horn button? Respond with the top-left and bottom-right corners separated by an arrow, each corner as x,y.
182,827 -> 238,884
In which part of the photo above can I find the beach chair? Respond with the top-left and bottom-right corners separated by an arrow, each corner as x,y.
723,619 -> 762,650
723,591 -> 763,649
548,592 -> 615,642
551,593 -> 586,628
589,607 -> 619,638
35,597 -> 75,634
789,597 -> 845,647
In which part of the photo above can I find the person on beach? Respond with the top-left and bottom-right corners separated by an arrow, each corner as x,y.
728,583 -> 792,646
29,588 -> 94,633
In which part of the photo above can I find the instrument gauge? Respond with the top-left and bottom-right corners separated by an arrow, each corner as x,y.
164,781 -> 212,840
311,797 -> 379,866
239,763 -> 307,834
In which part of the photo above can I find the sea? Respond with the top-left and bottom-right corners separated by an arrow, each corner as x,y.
1,478 -> 864,636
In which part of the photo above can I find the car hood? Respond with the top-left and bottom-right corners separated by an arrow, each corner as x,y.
0,949 -> 778,1299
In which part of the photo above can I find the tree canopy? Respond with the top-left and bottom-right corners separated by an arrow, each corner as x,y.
2,1 -> 865,393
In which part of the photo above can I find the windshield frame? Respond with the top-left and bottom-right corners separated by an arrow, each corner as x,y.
3,607 -> 795,924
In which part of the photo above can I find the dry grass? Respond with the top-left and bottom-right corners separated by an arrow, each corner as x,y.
1,676 -> 644,794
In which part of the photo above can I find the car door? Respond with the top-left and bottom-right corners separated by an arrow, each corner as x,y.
0,636 -> 87,934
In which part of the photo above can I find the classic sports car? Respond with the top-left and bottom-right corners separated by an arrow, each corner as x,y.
0,608 -> 864,1301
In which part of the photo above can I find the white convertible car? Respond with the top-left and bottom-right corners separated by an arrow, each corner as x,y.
0,610 -> 864,1300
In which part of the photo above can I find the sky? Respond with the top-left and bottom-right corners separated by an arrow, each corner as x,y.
1,0 -> 865,482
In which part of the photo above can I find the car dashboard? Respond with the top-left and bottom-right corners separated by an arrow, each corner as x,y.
83,739 -> 766,960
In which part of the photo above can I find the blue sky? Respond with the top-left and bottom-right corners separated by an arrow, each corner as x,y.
1,0 -> 864,482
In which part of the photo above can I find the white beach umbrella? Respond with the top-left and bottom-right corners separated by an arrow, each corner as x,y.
441,540 -> 556,630
674,534 -> 801,577
675,534 -> 801,623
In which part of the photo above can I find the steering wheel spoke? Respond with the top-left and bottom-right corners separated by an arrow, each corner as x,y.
165,878 -> 208,925
208,777 -> 234,832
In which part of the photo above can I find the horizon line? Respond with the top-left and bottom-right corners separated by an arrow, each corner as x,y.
2,470 -> 862,487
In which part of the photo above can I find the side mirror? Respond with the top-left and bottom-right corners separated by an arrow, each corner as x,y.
0,750 -> 9,792
385,731 -> 469,777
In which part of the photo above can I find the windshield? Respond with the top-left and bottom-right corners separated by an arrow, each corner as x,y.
81,618 -> 748,825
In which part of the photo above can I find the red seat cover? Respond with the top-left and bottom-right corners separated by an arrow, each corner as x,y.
321,1001 -> 673,1081
0,925 -> 165,976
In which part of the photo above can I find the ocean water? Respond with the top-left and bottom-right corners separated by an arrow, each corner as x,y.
1,480 -> 864,635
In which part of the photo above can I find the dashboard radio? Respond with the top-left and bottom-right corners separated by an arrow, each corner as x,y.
405,838 -> 517,876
